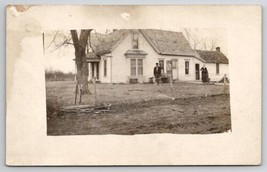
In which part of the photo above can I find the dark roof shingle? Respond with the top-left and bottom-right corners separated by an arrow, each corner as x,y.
195,50 -> 229,64
90,29 -> 129,56
140,29 -> 196,57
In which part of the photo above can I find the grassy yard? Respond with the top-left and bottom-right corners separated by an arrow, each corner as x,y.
46,81 -> 231,135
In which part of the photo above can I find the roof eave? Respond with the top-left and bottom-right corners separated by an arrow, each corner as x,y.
139,29 -> 161,54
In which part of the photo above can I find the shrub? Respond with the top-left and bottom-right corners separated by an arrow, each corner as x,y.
46,96 -> 63,119
45,68 -> 75,81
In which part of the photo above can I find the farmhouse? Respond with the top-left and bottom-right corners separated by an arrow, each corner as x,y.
195,48 -> 229,81
86,29 -> 229,83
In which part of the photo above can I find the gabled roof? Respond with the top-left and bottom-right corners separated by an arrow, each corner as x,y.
195,50 -> 229,64
90,29 -> 129,56
89,29 -> 198,58
140,29 -> 197,57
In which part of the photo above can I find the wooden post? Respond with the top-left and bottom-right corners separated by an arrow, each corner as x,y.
170,60 -> 173,90
74,83 -> 78,105
79,84 -> 83,105
93,77 -> 97,105
42,32 -> 45,55
223,74 -> 226,95
170,74 -> 173,89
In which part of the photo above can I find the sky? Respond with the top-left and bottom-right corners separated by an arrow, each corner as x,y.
44,28 -> 227,73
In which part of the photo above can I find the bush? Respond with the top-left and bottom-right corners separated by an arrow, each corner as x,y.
46,96 -> 63,119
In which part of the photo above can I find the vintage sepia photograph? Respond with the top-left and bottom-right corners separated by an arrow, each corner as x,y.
44,28 -> 231,135
6,5 -> 261,165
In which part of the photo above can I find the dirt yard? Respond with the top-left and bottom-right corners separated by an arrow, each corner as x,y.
46,81 -> 231,135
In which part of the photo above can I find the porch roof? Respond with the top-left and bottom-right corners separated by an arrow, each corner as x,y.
124,49 -> 148,56
86,52 -> 101,62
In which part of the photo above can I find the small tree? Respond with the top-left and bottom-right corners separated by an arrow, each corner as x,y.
45,29 -> 93,94
70,30 -> 92,94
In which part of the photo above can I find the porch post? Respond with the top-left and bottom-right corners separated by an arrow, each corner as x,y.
88,62 -> 91,81
94,63 -> 97,79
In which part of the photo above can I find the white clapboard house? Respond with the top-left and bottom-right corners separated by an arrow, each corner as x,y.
86,29 -> 229,83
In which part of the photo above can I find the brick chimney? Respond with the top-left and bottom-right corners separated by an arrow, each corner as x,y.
216,47 -> 220,52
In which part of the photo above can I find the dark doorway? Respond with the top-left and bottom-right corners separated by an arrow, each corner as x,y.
91,62 -> 100,80
195,64 -> 200,80
96,62 -> 99,79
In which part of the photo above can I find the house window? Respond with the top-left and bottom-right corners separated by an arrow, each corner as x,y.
131,59 -> 143,76
131,59 -> 136,76
159,60 -> 164,69
185,61 -> 189,75
138,59 -> 143,75
216,63 -> 220,74
132,30 -> 139,49
104,59 -> 107,76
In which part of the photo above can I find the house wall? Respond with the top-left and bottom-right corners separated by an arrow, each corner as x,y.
205,63 -> 229,81
99,55 -> 112,83
138,32 -> 165,82
108,32 -> 160,83
96,31 -> 228,83
109,33 -> 131,83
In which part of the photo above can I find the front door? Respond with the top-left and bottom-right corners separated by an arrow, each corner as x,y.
166,60 -> 172,79
166,60 -> 178,80
91,62 -> 100,80
195,64 -> 200,80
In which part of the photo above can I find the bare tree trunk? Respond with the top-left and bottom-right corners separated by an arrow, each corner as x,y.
71,29 -> 92,94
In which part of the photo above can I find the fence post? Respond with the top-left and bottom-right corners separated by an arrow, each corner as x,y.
223,74 -> 226,95
79,84 -> 83,105
74,83 -> 78,105
93,77 -> 97,105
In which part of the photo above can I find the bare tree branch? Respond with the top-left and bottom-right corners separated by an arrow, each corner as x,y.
183,28 -> 218,51
183,28 -> 201,50
209,38 -> 217,51
88,31 -> 95,53
46,31 -> 59,49
50,37 -> 73,52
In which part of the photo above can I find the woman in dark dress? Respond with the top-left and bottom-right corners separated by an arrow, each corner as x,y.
200,65 -> 209,83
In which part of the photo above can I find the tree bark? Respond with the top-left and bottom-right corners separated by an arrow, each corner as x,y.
70,29 -> 92,94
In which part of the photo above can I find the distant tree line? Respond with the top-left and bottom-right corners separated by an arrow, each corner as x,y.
183,28 -> 218,51
45,68 -> 75,81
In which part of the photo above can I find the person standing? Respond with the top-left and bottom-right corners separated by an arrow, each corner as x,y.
200,64 -> 209,83
154,63 -> 162,85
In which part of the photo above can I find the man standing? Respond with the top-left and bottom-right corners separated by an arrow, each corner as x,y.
154,63 -> 162,85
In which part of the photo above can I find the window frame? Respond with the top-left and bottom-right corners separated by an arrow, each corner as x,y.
130,58 -> 143,76
104,59 -> 107,77
185,60 -> 190,75
130,59 -> 137,76
216,63 -> 220,74
137,59 -> 143,76
159,59 -> 164,70
132,30 -> 139,49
